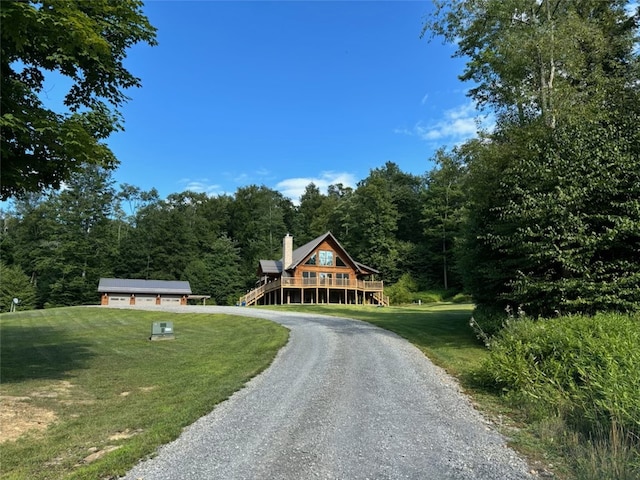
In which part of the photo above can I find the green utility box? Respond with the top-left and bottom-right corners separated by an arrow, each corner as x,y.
150,321 -> 175,341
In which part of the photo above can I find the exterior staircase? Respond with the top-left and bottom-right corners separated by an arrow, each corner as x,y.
372,291 -> 390,307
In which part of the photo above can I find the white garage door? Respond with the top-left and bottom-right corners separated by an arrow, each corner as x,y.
161,297 -> 181,305
136,295 -> 156,305
108,296 -> 129,306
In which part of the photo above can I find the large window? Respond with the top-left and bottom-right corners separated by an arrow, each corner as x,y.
319,250 -> 333,266
302,271 -> 316,285
336,273 -> 350,286
319,272 -> 332,285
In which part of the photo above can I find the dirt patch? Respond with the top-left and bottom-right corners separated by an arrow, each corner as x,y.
80,445 -> 122,464
0,396 -> 57,443
30,380 -> 75,399
109,428 -> 143,441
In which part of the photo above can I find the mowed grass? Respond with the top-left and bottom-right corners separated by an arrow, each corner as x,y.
0,307 -> 288,480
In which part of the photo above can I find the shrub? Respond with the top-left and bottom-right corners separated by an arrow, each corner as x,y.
411,291 -> 444,303
385,273 -> 418,305
450,292 -> 473,303
469,304 -> 509,339
481,312 -> 640,439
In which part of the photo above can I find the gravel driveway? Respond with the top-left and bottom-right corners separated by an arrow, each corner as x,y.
119,306 -> 532,480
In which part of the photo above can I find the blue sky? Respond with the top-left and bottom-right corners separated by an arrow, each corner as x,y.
45,1 -> 490,203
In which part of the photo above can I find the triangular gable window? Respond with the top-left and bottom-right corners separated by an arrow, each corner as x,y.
336,256 -> 347,267
305,253 -> 317,265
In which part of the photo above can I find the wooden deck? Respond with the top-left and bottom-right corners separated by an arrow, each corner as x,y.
240,278 -> 388,306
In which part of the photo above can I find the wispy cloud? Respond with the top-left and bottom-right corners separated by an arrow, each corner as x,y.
178,178 -> 226,196
396,101 -> 494,146
276,171 -> 356,204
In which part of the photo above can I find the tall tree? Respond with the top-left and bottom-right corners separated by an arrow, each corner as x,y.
422,149 -> 467,290
184,234 -> 243,305
426,0 -> 640,316
297,183 -> 326,244
1,0 -> 157,200
45,164 -> 119,305
228,185 -> 295,285
424,0 -> 638,127
336,176 -> 400,281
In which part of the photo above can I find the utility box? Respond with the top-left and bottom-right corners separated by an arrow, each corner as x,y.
150,321 -> 175,341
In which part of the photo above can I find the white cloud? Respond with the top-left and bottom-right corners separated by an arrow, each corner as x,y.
178,178 -> 225,196
276,171 -> 356,204
396,101 -> 494,146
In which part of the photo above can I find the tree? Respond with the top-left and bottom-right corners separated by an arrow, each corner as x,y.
228,185 -> 295,285
423,1 -> 639,128
0,0 -> 157,200
42,164 -> 119,305
0,262 -> 36,312
297,183 -> 326,244
184,235 -> 243,305
422,149 -> 467,290
336,176 -> 400,281
426,1 -> 640,317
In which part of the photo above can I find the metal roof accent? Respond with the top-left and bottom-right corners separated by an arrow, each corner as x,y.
355,261 -> 380,275
98,278 -> 192,295
259,260 -> 283,275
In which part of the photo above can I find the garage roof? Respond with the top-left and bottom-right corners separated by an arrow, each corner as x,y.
98,278 -> 192,295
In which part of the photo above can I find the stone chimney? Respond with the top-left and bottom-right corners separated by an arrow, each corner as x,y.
283,233 -> 293,270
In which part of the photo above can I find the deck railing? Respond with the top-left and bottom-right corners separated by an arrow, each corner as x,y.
239,278 -> 384,306
276,277 -> 383,290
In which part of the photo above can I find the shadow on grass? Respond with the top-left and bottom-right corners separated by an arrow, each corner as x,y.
0,325 -> 94,383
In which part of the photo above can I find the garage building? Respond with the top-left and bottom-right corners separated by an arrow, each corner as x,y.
98,278 -> 192,306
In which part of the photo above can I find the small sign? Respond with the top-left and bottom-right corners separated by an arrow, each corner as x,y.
150,321 -> 175,341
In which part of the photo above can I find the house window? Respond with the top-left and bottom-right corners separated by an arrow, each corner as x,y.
319,272 -> 332,285
303,271 -> 316,285
319,250 -> 333,266
336,273 -> 350,286
305,253 -> 317,265
336,256 -> 347,267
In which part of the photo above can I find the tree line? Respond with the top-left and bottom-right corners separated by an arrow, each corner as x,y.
1,1 -> 638,328
0,160 -> 464,309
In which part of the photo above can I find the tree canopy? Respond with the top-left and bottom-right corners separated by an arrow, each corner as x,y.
425,0 -> 640,318
0,0 -> 157,200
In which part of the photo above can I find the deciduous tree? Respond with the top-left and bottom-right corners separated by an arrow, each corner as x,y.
0,0 -> 157,199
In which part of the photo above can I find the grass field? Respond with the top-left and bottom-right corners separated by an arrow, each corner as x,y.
0,307 -> 289,480
2,303 -> 574,479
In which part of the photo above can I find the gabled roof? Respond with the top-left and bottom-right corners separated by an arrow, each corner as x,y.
98,278 -> 192,295
258,232 -> 379,276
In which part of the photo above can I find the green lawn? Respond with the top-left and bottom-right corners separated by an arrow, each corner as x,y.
0,307 -> 288,480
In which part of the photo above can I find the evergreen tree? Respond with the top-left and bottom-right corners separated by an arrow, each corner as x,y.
426,0 -> 640,317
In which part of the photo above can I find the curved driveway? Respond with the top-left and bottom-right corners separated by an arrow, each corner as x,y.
120,306 -> 532,480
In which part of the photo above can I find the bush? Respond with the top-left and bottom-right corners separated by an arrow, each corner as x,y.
0,262 -> 36,312
450,292 -> 473,303
469,304 -> 510,339
411,291 -> 444,303
480,312 -> 640,439
385,273 -> 418,305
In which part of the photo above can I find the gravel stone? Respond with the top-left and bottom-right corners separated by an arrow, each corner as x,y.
117,306 -> 533,480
